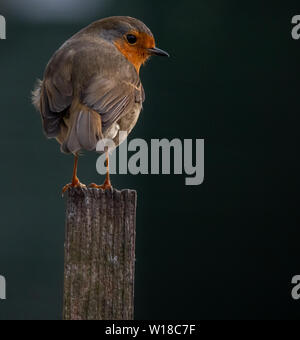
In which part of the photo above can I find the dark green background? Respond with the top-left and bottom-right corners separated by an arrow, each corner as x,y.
0,0 -> 299,320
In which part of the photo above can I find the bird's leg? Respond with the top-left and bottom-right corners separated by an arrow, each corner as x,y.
89,149 -> 113,190
62,155 -> 86,194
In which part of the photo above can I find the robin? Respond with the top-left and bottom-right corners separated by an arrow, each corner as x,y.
32,16 -> 169,192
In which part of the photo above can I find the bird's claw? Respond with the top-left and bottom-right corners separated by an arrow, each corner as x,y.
62,180 -> 87,197
88,182 -> 113,191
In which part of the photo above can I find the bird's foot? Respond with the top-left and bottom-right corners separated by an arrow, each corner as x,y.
88,181 -> 113,191
62,177 -> 86,196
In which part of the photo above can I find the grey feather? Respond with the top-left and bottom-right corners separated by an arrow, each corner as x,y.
61,109 -> 101,154
32,79 -> 42,111
61,116 -> 81,154
76,110 -> 100,151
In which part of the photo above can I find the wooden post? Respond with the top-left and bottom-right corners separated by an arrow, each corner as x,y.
63,187 -> 137,320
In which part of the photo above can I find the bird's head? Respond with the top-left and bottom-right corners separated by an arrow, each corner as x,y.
86,16 -> 169,73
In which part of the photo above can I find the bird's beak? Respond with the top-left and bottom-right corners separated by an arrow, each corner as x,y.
148,47 -> 170,57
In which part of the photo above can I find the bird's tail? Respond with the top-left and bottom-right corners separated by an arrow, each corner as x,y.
61,106 -> 102,154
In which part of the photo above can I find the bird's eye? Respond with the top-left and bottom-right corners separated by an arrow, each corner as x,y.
126,34 -> 137,44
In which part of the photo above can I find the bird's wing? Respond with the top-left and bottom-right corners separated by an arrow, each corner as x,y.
81,76 -> 144,133
40,50 -> 74,138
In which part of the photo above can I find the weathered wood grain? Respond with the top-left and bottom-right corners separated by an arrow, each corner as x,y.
63,187 -> 137,320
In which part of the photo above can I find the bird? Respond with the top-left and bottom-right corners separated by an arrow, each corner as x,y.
32,16 -> 169,193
